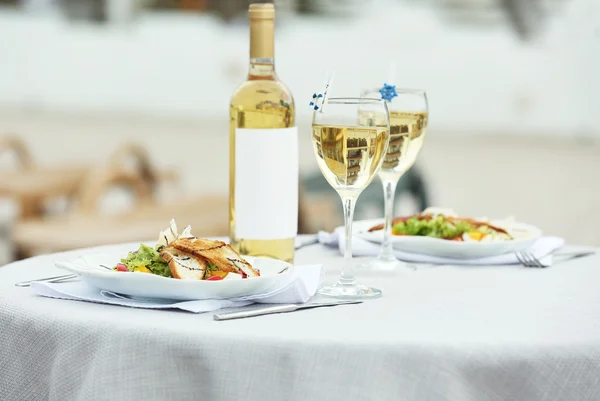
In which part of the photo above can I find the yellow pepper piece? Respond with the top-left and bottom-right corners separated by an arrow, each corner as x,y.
467,232 -> 486,241
134,266 -> 152,274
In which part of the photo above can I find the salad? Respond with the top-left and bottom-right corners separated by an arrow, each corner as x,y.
115,243 -> 172,277
369,208 -> 513,242
113,220 -> 260,280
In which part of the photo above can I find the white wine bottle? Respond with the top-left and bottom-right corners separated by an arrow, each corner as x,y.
229,3 -> 297,263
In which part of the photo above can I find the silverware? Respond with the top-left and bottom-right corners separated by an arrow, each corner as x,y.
213,300 -> 362,321
15,273 -> 78,287
100,290 -> 176,304
15,263 -> 113,287
277,266 -> 290,274
515,251 -> 595,268
554,251 -> 596,258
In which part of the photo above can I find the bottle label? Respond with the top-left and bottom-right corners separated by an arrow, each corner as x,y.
235,127 -> 298,239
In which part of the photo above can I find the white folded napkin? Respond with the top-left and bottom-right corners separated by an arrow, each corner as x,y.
31,264 -> 322,313
319,228 -> 565,266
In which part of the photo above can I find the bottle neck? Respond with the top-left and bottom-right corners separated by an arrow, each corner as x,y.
249,18 -> 275,79
249,58 -> 275,78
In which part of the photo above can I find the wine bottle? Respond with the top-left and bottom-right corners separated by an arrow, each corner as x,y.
229,3 -> 297,263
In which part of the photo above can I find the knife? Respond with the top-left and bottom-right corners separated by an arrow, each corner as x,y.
555,251 -> 596,258
213,300 -> 362,321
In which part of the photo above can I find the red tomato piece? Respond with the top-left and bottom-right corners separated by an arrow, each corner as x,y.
116,263 -> 129,272
206,275 -> 223,281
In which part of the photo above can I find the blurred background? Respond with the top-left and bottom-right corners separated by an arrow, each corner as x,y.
1,0 -> 599,265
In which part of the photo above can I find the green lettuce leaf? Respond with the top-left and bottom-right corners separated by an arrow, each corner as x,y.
119,244 -> 172,278
392,215 -> 475,239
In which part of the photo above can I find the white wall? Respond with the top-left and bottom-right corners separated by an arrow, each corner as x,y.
0,0 -> 598,136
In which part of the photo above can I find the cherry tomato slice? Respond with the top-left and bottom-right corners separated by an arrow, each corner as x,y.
116,263 -> 129,272
205,275 -> 223,281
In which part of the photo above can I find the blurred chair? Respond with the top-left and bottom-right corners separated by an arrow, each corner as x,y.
0,135 -> 89,220
0,135 -> 33,170
10,143 -> 193,257
73,143 -> 166,215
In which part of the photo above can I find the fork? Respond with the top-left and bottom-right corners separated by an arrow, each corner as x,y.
515,252 -> 548,268
515,251 -> 595,268
14,264 -> 113,287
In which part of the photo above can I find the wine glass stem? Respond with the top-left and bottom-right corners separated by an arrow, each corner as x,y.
339,196 -> 358,286
379,178 -> 400,261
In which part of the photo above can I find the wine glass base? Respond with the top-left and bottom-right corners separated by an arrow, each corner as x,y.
318,283 -> 382,300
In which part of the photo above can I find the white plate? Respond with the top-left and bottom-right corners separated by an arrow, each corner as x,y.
354,219 -> 542,259
55,253 -> 295,301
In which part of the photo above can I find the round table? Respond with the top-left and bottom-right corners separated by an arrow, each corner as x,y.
1,240 -> 600,401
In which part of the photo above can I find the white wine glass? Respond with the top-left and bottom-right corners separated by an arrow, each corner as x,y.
362,88 -> 429,270
312,97 -> 390,299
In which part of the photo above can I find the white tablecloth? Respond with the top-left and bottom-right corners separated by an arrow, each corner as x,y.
1,239 -> 600,401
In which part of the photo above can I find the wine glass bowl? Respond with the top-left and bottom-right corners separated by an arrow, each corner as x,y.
312,99 -> 389,196
311,97 -> 390,300
378,89 -> 428,179
362,88 -> 429,270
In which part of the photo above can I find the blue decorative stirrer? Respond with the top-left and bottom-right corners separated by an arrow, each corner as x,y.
309,93 -> 324,111
379,83 -> 398,102
309,72 -> 334,113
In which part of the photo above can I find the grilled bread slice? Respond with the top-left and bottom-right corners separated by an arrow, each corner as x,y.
168,237 -> 260,278
159,247 -> 208,280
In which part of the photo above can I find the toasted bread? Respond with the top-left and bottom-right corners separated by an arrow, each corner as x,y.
160,247 -> 208,280
168,237 -> 260,278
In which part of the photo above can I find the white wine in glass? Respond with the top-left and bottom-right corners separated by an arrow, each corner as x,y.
312,98 -> 390,300
364,89 -> 429,270
378,110 -> 428,182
